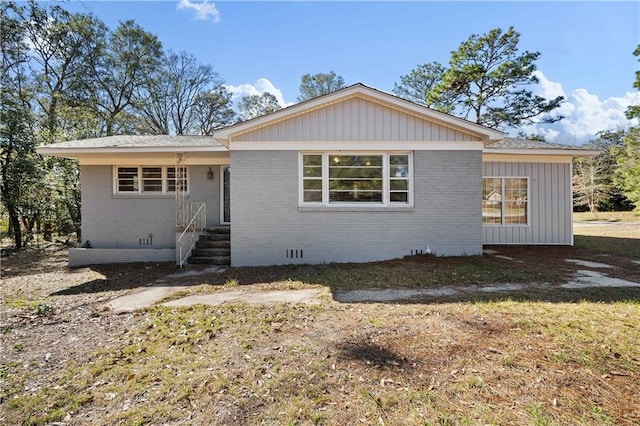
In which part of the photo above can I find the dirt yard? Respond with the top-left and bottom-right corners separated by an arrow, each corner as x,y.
1,224 -> 639,425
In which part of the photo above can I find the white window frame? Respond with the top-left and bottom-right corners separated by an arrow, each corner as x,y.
113,166 -> 189,195
482,176 -> 529,227
299,152 -> 414,207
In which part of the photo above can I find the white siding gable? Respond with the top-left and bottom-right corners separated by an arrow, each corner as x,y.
233,96 -> 482,143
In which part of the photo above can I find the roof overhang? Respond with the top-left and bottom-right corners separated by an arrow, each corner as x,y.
484,148 -> 601,157
37,145 -> 228,156
36,134 -> 229,161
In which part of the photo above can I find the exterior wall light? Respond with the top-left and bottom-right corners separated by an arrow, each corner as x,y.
207,167 -> 214,180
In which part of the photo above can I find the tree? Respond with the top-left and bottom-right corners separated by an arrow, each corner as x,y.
626,45 -> 640,120
572,130 -> 635,212
392,62 -> 452,111
573,155 -> 613,213
394,27 -> 564,129
86,20 -> 162,136
192,87 -> 236,135
18,1 -> 106,143
3,1 -> 111,243
298,71 -> 345,102
237,92 -> 281,121
0,1 -> 43,249
613,128 -> 640,210
134,50 -> 224,135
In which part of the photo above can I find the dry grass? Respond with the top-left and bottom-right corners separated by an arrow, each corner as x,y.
3,302 -> 639,425
1,219 -> 639,425
574,211 -> 640,223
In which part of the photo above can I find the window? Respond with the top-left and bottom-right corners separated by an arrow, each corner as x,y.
141,167 -> 162,192
114,166 -> 188,195
300,153 -> 412,206
482,177 -> 528,225
329,155 -> 383,202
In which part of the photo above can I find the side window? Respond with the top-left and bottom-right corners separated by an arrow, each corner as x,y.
115,166 -> 188,195
482,177 -> 528,225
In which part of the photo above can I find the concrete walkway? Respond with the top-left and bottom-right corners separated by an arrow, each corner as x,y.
107,266 -> 326,313
107,258 -> 640,312
163,288 -> 324,308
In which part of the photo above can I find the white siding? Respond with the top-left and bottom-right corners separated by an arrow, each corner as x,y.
482,162 -> 572,245
234,97 -> 482,142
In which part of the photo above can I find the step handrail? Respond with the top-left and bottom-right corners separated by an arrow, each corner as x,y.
177,202 -> 206,268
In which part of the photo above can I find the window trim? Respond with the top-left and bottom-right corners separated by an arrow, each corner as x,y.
299,152 -> 414,207
482,176 -> 529,227
113,166 -> 189,195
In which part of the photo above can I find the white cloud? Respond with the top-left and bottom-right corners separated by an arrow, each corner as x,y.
224,78 -> 294,108
177,0 -> 220,23
520,71 -> 639,144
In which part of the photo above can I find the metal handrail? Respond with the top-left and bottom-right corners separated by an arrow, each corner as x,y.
177,202 -> 206,268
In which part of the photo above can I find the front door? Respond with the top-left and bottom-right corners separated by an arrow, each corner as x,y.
220,165 -> 230,224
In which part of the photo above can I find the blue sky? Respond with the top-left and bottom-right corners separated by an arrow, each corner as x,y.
63,1 -> 640,143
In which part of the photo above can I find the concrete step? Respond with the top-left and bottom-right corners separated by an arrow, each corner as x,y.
205,226 -> 230,234
191,248 -> 230,257
189,256 -> 230,265
196,240 -> 230,249
200,233 -> 230,242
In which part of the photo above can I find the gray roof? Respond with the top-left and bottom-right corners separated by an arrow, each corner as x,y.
486,138 -> 596,150
41,135 -> 224,149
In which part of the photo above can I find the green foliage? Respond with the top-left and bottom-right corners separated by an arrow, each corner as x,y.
35,303 -> 56,316
0,2 -> 42,249
237,92 -> 281,121
393,62 -> 451,112
613,127 -> 640,210
297,71 -> 346,102
626,45 -> 640,120
394,27 -> 564,129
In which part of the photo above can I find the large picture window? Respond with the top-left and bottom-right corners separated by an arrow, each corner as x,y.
114,166 -> 188,195
482,177 -> 528,225
300,153 -> 412,206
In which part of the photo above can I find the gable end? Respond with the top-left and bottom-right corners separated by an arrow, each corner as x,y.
231,94 -> 483,143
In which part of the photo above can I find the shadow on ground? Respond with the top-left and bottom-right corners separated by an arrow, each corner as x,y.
337,340 -> 411,369
50,262 -> 176,296
573,235 -> 640,258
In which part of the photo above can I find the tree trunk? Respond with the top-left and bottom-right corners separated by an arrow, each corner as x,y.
7,203 -> 23,250
43,222 -> 53,241
64,199 -> 82,242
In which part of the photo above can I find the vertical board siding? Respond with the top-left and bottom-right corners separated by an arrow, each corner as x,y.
234,97 -> 482,142
230,150 -> 483,266
482,162 -> 572,245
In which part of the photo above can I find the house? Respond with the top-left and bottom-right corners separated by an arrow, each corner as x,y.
37,84 -> 598,267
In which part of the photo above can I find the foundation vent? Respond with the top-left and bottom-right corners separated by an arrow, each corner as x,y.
286,249 -> 303,259
139,236 -> 153,246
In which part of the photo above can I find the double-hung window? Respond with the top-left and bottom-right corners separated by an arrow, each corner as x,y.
482,177 -> 528,225
114,166 -> 188,195
300,153 -> 412,206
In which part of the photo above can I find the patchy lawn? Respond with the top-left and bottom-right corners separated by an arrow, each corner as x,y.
1,223 -> 639,425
